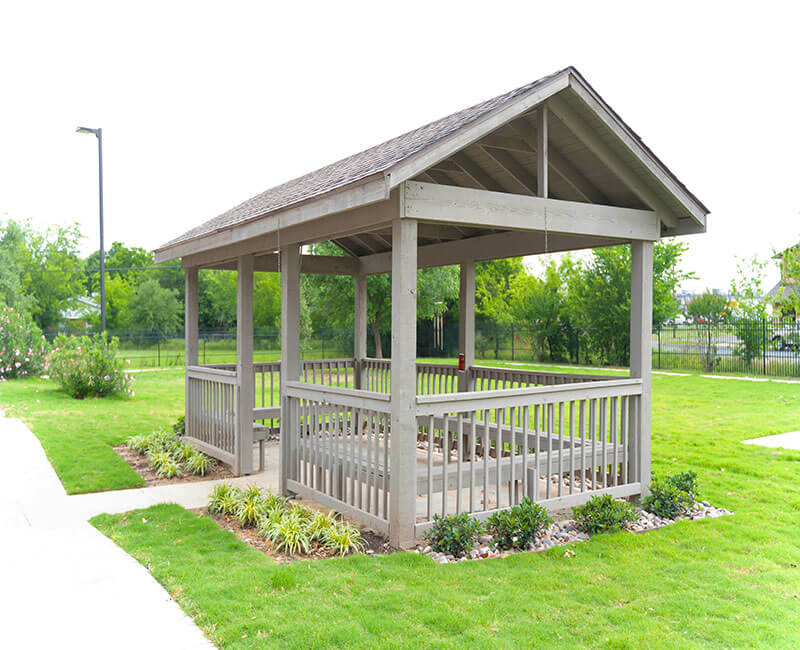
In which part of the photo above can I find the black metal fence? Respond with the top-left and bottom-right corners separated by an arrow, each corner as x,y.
653,317 -> 800,377
44,316 -> 800,377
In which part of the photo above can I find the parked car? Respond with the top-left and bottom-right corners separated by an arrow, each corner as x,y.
771,320 -> 800,352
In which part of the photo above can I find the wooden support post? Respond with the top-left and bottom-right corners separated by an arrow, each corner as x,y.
280,244 -> 301,495
354,273 -> 367,389
184,266 -> 198,436
629,240 -> 653,494
458,261 -> 475,392
390,218 -> 418,547
236,255 -> 254,476
537,105 -> 548,198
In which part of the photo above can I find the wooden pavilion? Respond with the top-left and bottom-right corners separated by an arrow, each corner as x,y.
155,67 -> 708,547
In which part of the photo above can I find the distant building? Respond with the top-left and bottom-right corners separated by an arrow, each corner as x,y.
60,294 -> 99,331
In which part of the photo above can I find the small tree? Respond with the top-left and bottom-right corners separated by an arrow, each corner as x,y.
729,256 -> 769,365
510,262 -> 567,361
687,292 -> 729,371
126,278 -> 182,339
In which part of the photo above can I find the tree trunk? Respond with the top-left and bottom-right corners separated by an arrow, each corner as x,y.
370,321 -> 383,359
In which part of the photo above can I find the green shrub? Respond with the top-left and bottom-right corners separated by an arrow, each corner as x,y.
263,508 -> 312,555
423,513 -> 483,557
486,498 -> 552,550
0,304 -> 48,380
173,414 -> 185,436
208,483 -> 241,515
185,450 -> 210,476
155,456 -> 183,479
127,428 -> 215,478
125,433 -> 150,454
236,484 -> 267,527
323,521 -> 365,556
49,332 -> 133,398
573,494 -> 637,534
666,471 -> 699,501
308,510 -> 338,542
643,473 -> 695,519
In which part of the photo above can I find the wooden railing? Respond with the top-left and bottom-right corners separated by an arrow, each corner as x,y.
283,383 -> 391,534
470,365 -> 608,390
413,378 -> 643,536
185,365 -> 238,467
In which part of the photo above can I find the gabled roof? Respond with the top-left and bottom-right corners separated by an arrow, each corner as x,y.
157,66 -> 709,259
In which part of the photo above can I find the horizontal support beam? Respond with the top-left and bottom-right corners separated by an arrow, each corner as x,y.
358,229 -> 620,274
402,181 -> 660,239
203,254 -> 359,274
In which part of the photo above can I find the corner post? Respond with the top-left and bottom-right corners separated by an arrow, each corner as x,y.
184,266 -> 199,436
390,217 -> 417,548
630,240 -> 653,493
354,272 -> 367,389
236,254 -> 254,476
458,261 -> 475,391
280,244 -> 301,495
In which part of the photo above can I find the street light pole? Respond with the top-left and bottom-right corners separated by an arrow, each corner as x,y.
76,126 -> 106,332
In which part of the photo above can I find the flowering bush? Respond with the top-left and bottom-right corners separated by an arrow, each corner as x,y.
48,332 -> 133,399
0,304 -> 48,381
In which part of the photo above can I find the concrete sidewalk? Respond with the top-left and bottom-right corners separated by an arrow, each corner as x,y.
0,415 -> 214,649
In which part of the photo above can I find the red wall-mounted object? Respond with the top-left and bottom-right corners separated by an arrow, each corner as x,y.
458,353 -> 465,371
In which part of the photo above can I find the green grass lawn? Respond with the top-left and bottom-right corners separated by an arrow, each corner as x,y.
0,369 -> 185,493
84,366 -> 800,648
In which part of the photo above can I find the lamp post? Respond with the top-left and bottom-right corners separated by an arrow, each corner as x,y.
76,126 -> 106,332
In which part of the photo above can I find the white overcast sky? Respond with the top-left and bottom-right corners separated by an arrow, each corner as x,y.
1,1 -> 798,292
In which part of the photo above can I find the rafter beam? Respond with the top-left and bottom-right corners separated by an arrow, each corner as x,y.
481,147 -> 537,195
401,181 -> 660,241
478,134 -> 534,154
450,151 -> 506,193
548,95 -> 678,228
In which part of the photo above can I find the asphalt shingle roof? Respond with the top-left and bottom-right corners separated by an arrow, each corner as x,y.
159,68 -> 569,250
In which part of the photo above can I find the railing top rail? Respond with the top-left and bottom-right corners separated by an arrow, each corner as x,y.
416,377 -> 642,416
187,365 -> 238,383
470,364 -> 608,381
285,380 -> 391,412
302,357 -> 356,365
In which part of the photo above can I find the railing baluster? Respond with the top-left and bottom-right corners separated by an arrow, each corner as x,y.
442,414 -> 449,517
456,413 -> 463,514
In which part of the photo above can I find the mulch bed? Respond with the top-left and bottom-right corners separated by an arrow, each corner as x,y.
114,445 -> 235,487
201,505 -> 392,564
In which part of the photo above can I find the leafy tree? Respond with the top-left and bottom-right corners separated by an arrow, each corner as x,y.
687,291 -> 729,371
567,241 -> 693,366
125,278 -> 182,337
475,258 -> 525,359
303,242 -> 458,358
509,261 -> 567,361
85,242 -> 153,293
728,256 -> 769,364
11,221 -> 85,330
0,220 -> 33,313
198,270 -> 284,331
